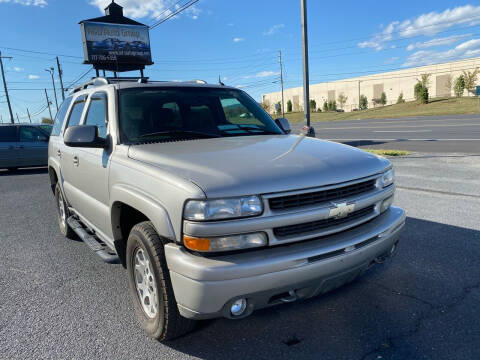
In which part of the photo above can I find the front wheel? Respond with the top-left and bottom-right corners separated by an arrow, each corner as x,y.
126,221 -> 196,341
54,183 -> 76,239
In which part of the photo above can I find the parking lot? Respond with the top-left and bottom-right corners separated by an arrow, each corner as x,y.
1,144 -> 479,359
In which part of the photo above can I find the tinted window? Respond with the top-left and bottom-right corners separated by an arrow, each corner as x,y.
0,126 -> 17,142
66,97 -> 86,129
118,88 -> 282,143
85,93 -> 108,139
19,126 -> 48,142
51,97 -> 73,136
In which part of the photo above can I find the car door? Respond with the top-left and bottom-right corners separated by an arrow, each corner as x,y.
17,126 -> 49,167
61,94 -> 88,211
0,125 -> 18,169
67,91 -> 111,235
49,96 -> 74,179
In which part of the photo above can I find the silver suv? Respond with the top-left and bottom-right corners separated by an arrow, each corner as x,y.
48,77 -> 405,341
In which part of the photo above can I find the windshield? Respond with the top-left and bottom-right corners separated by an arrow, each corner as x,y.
118,87 -> 283,143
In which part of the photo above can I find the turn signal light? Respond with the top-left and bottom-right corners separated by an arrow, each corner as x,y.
183,235 -> 211,252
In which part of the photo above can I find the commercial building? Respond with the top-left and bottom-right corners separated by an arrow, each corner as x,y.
262,57 -> 480,113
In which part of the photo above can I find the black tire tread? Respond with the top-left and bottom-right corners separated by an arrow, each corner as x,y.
130,221 -> 196,341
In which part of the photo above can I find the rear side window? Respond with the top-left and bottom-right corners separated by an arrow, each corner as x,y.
51,97 -> 73,136
84,92 -> 108,139
0,126 -> 17,142
66,96 -> 87,129
19,126 -> 48,142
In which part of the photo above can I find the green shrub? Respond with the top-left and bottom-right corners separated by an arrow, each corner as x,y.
323,101 -> 328,112
359,95 -> 368,110
454,75 -> 465,97
419,86 -> 429,104
396,92 -> 405,104
380,91 -> 387,105
309,99 -> 316,112
287,99 -> 292,112
414,82 -> 423,100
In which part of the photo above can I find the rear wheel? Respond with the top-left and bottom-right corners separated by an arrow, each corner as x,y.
126,221 -> 196,341
54,183 -> 75,239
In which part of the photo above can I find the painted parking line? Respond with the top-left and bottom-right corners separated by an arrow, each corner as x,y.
318,123 -> 480,130
373,130 -> 432,133
326,138 -> 480,141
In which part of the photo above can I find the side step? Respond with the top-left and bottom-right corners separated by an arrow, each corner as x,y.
67,216 -> 120,264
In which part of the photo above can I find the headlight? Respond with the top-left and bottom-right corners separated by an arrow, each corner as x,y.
184,232 -> 268,252
184,196 -> 263,221
379,169 -> 395,188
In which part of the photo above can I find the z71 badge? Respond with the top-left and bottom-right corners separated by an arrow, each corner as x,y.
329,201 -> 355,219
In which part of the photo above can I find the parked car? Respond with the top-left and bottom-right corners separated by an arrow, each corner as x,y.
39,124 -> 53,135
48,77 -> 405,341
0,124 -> 50,170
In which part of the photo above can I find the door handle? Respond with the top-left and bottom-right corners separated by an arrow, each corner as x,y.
73,155 -> 79,166
57,149 -> 61,157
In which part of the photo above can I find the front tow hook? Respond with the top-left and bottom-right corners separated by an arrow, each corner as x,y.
280,290 -> 298,303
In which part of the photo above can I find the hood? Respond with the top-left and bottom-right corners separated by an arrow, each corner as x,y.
128,135 -> 391,198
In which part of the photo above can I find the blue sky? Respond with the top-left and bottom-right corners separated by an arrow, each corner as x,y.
1,0 -> 480,122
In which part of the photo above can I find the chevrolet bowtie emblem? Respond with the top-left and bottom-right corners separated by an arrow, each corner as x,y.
329,201 -> 355,219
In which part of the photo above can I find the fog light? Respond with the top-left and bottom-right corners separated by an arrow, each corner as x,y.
230,298 -> 247,316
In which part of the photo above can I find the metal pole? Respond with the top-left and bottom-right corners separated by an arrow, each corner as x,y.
300,0 -> 310,127
358,80 -> 361,110
48,68 -> 59,111
0,51 -> 14,124
16,113 -> 19,123
26,107 -> 31,123
45,89 -> 53,121
279,50 -> 285,118
56,57 -> 65,101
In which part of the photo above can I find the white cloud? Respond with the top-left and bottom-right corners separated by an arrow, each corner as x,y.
263,24 -> 284,36
359,5 -> 480,51
233,37 -> 244,43
406,33 -> 472,51
403,38 -> 480,67
89,0 -> 200,20
235,84 -> 246,89
28,74 -> 40,79
227,23 -> 234,27
0,0 -> 47,6
384,57 -> 399,64
242,70 -> 280,79
13,67 -> 23,72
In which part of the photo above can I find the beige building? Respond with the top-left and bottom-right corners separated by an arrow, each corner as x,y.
262,57 -> 480,113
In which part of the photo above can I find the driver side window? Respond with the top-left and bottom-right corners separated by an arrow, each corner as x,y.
19,126 -> 48,142
84,92 -> 108,139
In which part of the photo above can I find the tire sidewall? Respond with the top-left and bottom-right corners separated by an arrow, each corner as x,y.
54,183 -> 68,236
126,229 -> 166,339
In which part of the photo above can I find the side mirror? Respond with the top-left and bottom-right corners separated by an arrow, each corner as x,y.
64,125 -> 107,148
275,118 -> 291,134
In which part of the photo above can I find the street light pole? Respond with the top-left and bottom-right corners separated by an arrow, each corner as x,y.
56,57 -> 65,101
300,0 -> 314,136
0,51 -> 14,124
45,67 -> 59,111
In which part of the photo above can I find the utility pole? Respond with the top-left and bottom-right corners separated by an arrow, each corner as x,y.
0,51 -> 14,124
16,113 -> 19,123
45,67 -> 58,111
56,57 -> 65,101
278,50 -> 285,118
358,80 -> 361,110
300,0 -> 314,136
26,107 -> 31,123
45,89 -> 53,121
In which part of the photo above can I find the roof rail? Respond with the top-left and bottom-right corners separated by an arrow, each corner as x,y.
70,76 -> 151,94
184,79 -> 208,84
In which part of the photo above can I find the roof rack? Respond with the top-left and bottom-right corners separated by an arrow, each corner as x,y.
70,77 -> 209,94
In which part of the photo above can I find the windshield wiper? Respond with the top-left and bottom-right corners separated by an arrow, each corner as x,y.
138,130 -> 221,139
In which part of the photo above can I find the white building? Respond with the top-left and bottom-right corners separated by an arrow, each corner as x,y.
262,57 -> 480,113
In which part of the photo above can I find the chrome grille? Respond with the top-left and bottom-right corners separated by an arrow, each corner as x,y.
273,205 -> 376,239
268,179 -> 376,211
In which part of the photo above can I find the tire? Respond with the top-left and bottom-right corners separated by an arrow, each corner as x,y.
126,221 -> 196,341
7,167 -> 18,172
54,183 -> 76,239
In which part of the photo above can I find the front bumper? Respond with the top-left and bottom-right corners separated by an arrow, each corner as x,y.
165,206 -> 405,320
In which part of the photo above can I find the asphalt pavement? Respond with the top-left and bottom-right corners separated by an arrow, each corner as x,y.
291,114 -> 480,153
0,152 -> 479,360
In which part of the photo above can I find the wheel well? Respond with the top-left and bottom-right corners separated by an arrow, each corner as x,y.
48,167 -> 58,194
112,202 -> 149,267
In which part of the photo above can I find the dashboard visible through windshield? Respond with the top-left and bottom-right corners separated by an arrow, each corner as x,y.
118,87 -> 283,143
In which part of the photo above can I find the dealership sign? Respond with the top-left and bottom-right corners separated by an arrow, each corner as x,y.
81,21 -> 153,70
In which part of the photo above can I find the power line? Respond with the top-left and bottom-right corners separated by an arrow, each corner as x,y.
150,0 -> 199,30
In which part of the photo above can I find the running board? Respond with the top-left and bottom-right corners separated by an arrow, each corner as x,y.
67,216 -> 120,264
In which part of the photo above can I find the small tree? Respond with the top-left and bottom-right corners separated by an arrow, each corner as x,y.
396,92 -> 405,104
287,99 -> 293,112
41,117 -> 53,124
419,86 -> 429,104
323,101 -> 328,112
359,95 -> 368,110
462,69 -> 479,95
275,102 -> 282,115
380,91 -> 387,105
418,73 -> 431,89
454,75 -> 465,97
414,81 -> 423,100
337,93 -> 348,109
309,99 -> 317,112
332,100 -> 337,111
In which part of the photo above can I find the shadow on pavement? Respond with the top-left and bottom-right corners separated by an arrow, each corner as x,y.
164,217 -> 480,360
0,167 -> 48,176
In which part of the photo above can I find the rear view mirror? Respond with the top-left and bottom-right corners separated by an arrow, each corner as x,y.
275,118 -> 291,134
64,125 -> 107,148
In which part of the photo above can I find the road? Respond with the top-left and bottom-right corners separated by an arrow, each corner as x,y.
291,114 -> 480,153
0,153 -> 479,360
